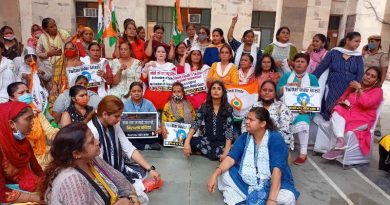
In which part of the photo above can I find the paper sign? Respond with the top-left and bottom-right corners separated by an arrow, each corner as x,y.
283,86 -> 321,112
120,112 -> 159,138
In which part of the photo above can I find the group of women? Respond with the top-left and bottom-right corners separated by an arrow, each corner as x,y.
0,14 -> 386,205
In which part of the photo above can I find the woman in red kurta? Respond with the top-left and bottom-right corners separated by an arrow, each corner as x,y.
0,102 -> 44,203
322,66 -> 383,160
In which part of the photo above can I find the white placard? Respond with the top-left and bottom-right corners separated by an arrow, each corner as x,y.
283,86 -> 321,112
175,71 -> 207,94
66,64 -> 103,87
164,122 -> 191,148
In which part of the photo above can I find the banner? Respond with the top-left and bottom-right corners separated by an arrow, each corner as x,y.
29,60 -> 49,113
164,122 -> 191,148
175,71 -> 207,94
120,112 -> 159,138
283,86 -> 321,112
66,64 -> 103,88
148,69 -> 176,91
226,81 -> 259,120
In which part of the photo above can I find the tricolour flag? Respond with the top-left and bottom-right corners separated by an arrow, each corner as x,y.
28,60 -> 49,114
97,0 -> 104,44
226,80 -> 259,120
172,0 -> 183,45
103,0 -> 119,46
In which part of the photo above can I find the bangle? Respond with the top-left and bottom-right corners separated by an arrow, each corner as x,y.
268,199 -> 277,204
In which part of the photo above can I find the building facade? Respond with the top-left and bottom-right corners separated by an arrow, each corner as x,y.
1,0 -> 389,54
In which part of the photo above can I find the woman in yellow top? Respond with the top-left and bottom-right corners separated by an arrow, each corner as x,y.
161,82 -> 196,139
7,82 -> 59,169
207,44 -> 239,86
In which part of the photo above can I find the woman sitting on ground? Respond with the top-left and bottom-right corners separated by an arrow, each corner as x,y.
60,85 -> 94,127
322,66 -> 383,160
0,102 -> 43,203
183,81 -> 233,161
41,123 -> 141,205
207,107 -> 299,205
162,82 -> 196,139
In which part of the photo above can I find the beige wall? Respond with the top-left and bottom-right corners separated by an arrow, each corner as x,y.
253,0 -> 278,11
146,0 -> 211,8
0,0 -> 22,42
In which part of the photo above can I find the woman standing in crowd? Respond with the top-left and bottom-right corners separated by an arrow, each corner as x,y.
313,32 -> 364,121
52,75 -> 101,123
41,123 -> 142,205
145,25 -> 173,61
74,26 -> 95,58
27,24 -> 43,49
87,96 -> 161,200
137,26 -> 146,41
228,15 -> 262,68
198,26 -> 211,55
141,45 -> 176,110
0,102 -> 43,204
7,82 -> 58,168
203,28 -> 226,66
124,82 -> 161,150
114,21 -> 147,63
177,45 -> 209,109
277,53 -> 319,165
255,54 -> 280,88
242,80 -> 294,150
162,82 -> 196,139
263,27 -> 297,74
0,26 -> 23,60
60,85 -> 94,127
238,53 -> 256,85
207,44 -> 239,86
81,42 -> 113,96
0,41 -> 17,103
307,33 -> 328,73
109,41 -> 141,99
36,18 -> 70,67
172,42 -> 187,65
183,81 -> 233,161
208,107 -> 299,205
322,67 -> 383,160
183,24 -> 197,48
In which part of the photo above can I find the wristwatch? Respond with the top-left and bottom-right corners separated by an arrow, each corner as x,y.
147,165 -> 156,172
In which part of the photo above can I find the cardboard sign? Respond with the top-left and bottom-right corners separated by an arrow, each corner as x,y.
283,86 -> 321,112
66,64 -> 103,87
163,122 -> 191,148
175,71 -> 207,94
120,112 -> 159,138
148,69 -> 176,91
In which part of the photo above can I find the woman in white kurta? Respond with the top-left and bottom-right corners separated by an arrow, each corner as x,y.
0,41 -> 17,103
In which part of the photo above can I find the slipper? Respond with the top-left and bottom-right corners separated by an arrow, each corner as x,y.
143,178 -> 164,192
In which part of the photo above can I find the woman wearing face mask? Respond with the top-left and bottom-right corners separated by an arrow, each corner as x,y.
0,26 -> 23,60
7,82 -> 59,168
197,26 -> 211,55
242,80 -> 294,150
306,33 -> 328,73
60,85 -> 94,127
204,28 -> 226,66
277,53 -> 319,165
313,32 -> 364,121
142,45 -> 177,110
177,45 -> 210,109
87,96 -> 162,201
228,15 -> 262,68
27,24 -> 43,49
263,27 -> 297,74
0,101 -> 44,204
0,41 -> 17,103
207,44 -> 239,86
52,75 -> 101,123
74,26 -> 95,58
255,54 -> 280,89
183,81 -> 234,161
161,82 -> 196,139
238,54 -> 256,85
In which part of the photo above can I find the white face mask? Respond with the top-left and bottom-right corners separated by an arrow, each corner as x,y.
12,121 -> 25,141
4,35 -> 16,41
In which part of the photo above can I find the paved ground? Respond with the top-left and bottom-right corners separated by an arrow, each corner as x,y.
142,81 -> 390,205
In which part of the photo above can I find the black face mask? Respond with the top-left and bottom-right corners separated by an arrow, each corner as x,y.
259,97 -> 275,105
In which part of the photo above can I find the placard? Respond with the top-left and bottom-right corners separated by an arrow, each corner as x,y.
283,86 -> 321,112
164,122 -> 191,148
120,112 -> 158,138
66,64 -> 103,87
148,69 -> 176,91
175,71 -> 207,94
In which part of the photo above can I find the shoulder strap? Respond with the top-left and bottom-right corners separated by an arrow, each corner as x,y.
92,116 -> 110,163
75,166 -> 110,205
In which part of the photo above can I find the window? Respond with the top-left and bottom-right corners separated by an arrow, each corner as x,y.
147,6 -> 211,43
345,15 -> 356,35
75,2 -> 100,39
251,11 -> 276,49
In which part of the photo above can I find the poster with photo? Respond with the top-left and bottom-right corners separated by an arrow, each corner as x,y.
164,122 -> 191,148
283,86 -> 321,112
120,112 -> 159,138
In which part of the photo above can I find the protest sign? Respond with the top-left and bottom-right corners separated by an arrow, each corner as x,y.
175,71 -> 207,94
283,86 -> 321,112
148,69 -> 176,91
226,80 -> 259,119
66,64 -> 103,87
120,112 -> 159,138
164,122 -> 191,148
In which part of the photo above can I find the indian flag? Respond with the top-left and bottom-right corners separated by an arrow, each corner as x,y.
103,0 -> 119,46
97,0 -> 104,44
172,0 -> 183,45
29,60 -> 49,114
226,81 -> 259,120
